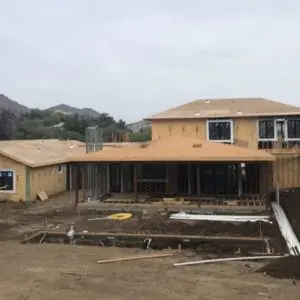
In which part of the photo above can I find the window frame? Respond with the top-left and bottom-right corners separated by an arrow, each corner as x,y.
0,169 -> 16,194
286,118 -> 300,141
257,117 -> 300,141
257,119 -> 276,141
206,119 -> 234,144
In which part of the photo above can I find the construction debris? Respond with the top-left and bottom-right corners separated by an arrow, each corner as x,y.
37,190 -> 48,201
169,212 -> 271,223
174,255 -> 283,267
97,252 -> 174,264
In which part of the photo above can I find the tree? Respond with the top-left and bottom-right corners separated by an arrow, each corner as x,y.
0,108 -> 17,140
129,128 -> 151,142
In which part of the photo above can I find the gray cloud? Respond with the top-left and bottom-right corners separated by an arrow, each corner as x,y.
0,0 -> 300,121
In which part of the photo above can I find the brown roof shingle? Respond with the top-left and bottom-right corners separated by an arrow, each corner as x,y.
70,136 -> 274,162
0,139 -> 85,167
145,98 -> 300,120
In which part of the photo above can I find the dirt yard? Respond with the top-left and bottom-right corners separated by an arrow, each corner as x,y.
0,194 -> 297,299
0,242 -> 298,300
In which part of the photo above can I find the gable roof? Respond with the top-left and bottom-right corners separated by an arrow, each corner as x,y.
70,136 -> 274,162
0,139 -> 85,168
145,98 -> 300,120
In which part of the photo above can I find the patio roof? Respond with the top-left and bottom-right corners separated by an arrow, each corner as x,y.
70,136 -> 274,162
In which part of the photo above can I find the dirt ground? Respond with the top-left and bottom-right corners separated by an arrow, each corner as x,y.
0,242 -> 298,300
0,193 -> 296,299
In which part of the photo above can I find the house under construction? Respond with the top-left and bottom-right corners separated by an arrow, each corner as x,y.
70,97 -> 300,205
70,129 -> 274,204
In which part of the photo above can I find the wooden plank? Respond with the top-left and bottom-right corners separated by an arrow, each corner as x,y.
97,252 -> 174,264
174,255 -> 283,267
21,231 -> 42,244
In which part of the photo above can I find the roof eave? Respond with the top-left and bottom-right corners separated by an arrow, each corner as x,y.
70,156 -> 274,162
145,111 -> 300,121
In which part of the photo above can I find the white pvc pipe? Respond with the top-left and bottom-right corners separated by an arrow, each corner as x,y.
271,202 -> 300,256
174,255 -> 283,267
169,213 -> 271,223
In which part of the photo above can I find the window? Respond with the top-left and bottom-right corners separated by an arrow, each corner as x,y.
287,119 -> 300,139
142,164 -> 166,179
258,120 -> 275,140
58,165 -> 64,173
207,119 -> 233,142
0,170 -> 15,192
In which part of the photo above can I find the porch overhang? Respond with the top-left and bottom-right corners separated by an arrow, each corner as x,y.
69,136 -> 275,163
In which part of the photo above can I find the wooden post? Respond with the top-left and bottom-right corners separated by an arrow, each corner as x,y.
106,163 -> 110,193
196,164 -> 200,197
188,164 -> 191,195
133,163 -> 138,202
120,164 -> 124,193
237,163 -> 243,198
74,164 -> 79,209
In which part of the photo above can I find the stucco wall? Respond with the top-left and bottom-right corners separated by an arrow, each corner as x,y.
29,164 -> 67,200
151,117 -> 258,148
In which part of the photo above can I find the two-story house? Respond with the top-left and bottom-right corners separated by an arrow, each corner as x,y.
72,98 -> 293,203
145,97 -> 300,189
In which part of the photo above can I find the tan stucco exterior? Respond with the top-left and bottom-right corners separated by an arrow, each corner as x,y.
0,153 -> 68,202
28,164 -> 67,201
151,117 -> 258,149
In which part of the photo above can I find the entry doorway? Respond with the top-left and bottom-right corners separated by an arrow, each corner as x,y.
109,164 -> 121,193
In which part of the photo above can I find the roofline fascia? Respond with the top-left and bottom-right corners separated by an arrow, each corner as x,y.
145,111 -> 300,121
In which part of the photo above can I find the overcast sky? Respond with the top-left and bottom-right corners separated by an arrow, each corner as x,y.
1,1 -> 300,122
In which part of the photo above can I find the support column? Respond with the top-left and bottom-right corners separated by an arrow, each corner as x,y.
188,164 -> 191,195
74,164 -> 80,208
106,163 -> 110,193
81,164 -> 86,200
237,163 -> 243,197
196,164 -> 200,197
120,164 -> 124,193
133,163 -> 138,202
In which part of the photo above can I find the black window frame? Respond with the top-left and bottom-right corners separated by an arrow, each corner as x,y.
0,170 -> 15,192
207,119 -> 233,142
258,119 -> 275,140
287,119 -> 300,139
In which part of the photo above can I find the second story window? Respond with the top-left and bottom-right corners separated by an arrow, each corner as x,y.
258,120 -> 275,140
207,119 -> 233,143
287,119 -> 300,139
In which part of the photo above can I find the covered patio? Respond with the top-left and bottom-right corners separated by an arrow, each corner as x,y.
69,137 -> 275,203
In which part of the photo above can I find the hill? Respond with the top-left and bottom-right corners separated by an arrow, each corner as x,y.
127,120 -> 151,132
0,94 -> 30,115
47,104 -> 100,118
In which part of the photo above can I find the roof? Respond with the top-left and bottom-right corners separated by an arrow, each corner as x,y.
70,136 -> 275,162
0,139 -> 85,168
145,98 -> 300,120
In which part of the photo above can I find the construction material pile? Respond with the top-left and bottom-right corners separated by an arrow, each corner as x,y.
257,256 -> 300,279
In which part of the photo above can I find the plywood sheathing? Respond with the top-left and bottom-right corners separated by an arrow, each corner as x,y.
70,136 -> 275,162
0,139 -> 85,168
146,98 -> 300,120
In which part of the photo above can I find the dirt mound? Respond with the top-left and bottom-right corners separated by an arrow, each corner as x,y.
257,256 -> 300,279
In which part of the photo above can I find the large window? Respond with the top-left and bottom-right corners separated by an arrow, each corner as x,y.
258,118 -> 300,141
207,120 -> 233,142
258,120 -> 275,140
142,164 -> 166,179
287,119 -> 300,139
0,170 -> 15,192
